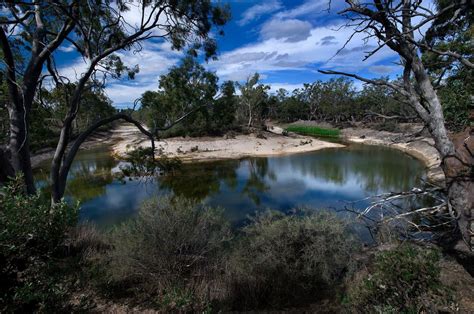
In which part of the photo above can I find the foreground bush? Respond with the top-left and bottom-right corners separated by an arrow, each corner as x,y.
0,177 -> 78,312
101,196 -> 232,310
226,210 -> 359,310
346,244 -> 454,313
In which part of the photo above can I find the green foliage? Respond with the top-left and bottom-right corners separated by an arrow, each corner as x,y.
356,82 -> 415,122
286,125 -> 340,138
438,68 -> 473,131
41,82 -> 116,130
91,203 -> 359,310
139,56 -> 220,137
272,89 -> 308,122
313,78 -> 356,123
138,58 -> 238,137
422,0 -> 472,132
0,176 -> 78,312
423,0 -> 472,76
226,210 -> 359,309
1,0 -> 230,167
346,244 -> 453,313
211,81 -> 237,133
10,81 -> 116,152
99,196 -> 231,310
269,78 -> 417,125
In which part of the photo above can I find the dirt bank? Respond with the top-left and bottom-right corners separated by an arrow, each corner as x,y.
111,124 -> 344,161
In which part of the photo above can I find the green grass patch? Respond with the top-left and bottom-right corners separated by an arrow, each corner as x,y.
285,125 -> 340,138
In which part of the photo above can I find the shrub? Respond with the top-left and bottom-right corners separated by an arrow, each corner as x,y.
226,210 -> 359,310
285,125 -> 340,138
373,120 -> 401,133
0,176 -> 78,312
346,244 -> 454,313
101,196 -> 232,310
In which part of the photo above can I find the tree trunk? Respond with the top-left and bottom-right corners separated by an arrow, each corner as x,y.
410,57 -> 473,250
247,103 -> 253,128
0,147 -> 14,184
443,129 -> 474,251
7,103 -> 35,194
50,114 -> 155,203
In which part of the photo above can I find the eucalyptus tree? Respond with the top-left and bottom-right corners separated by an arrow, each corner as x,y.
139,55 -> 219,137
293,79 -> 355,123
319,0 -> 473,250
297,82 -> 323,121
238,73 -> 270,128
0,0 -> 229,201
356,82 -> 416,122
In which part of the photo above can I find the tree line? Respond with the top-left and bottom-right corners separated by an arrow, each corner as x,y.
135,58 -> 470,137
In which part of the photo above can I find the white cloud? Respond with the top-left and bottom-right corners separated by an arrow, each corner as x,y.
114,0 -> 171,37
260,18 -> 312,43
238,0 -> 283,26
275,0 -> 345,19
269,83 -> 304,94
369,65 -> 400,75
104,82 -> 158,108
57,58 -> 91,82
209,21 -> 396,82
57,40 -> 181,108
105,42 -> 180,106
58,44 -> 75,53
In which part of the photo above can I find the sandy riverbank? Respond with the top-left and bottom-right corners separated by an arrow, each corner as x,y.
111,122 -> 443,183
111,124 -> 344,161
32,122 -> 444,185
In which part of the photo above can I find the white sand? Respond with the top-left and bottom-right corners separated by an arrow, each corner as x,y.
111,124 -> 344,161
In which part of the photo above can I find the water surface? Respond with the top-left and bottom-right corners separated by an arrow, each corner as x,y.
35,145 -> 426,227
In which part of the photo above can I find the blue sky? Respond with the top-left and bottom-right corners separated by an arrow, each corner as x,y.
55,0 -> 421,109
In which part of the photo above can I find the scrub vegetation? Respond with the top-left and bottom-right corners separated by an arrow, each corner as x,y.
0,179 -> 468,312
346,244 -> 456,313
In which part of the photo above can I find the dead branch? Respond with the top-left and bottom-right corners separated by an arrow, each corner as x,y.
348,186 -> 460,243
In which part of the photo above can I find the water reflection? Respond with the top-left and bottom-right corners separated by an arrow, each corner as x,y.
35,144 -> 426,226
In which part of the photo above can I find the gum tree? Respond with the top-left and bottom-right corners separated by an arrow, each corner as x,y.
0,0 -> 229,201
238,73 -> 270,128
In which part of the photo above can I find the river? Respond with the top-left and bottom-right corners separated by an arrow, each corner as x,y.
34,144 -> 426,229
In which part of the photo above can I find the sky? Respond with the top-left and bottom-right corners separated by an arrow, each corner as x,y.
53,0 -> 430,109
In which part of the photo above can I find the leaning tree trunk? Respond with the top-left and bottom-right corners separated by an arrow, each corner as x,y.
410,57 -> 474,250
50,114 -> 155,203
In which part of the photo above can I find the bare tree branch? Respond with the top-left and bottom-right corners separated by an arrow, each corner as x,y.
318,69 -> 407,95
